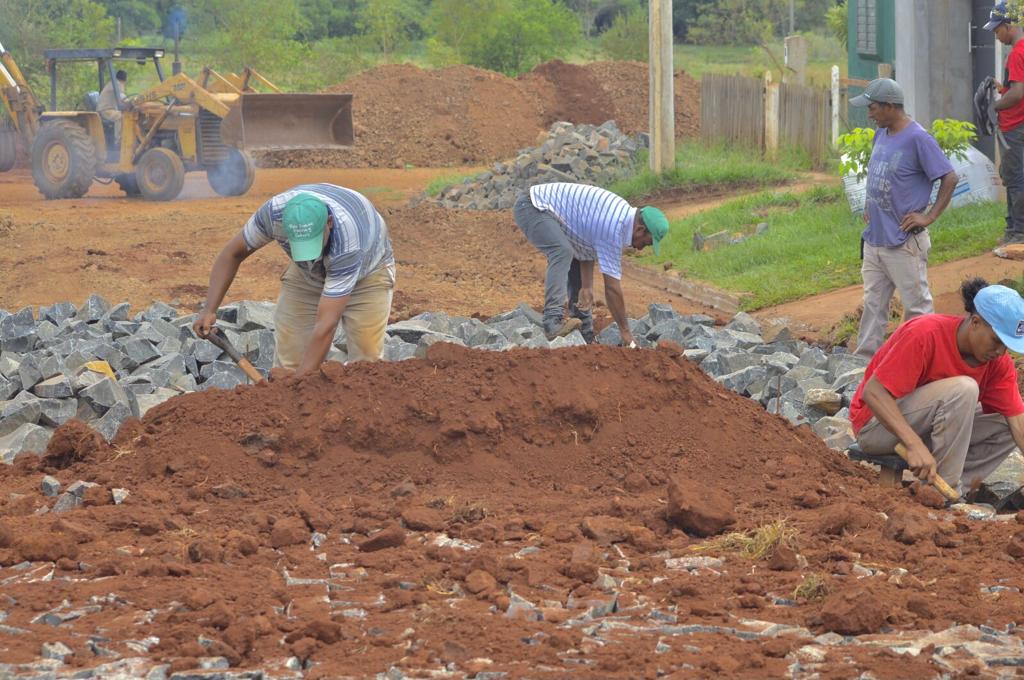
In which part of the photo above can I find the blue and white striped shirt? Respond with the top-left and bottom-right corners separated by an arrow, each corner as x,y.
242,184 -> 394,298
529,183 -> 637,280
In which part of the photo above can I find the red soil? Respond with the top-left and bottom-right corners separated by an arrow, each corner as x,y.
258,60 -> 701,169
0,344 -> 1021,677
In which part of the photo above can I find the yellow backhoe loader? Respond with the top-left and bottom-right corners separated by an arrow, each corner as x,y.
0,43 -> 353,201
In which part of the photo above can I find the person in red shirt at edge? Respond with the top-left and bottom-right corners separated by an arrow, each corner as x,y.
988,2 -> 1024,245
850,278 -> 1024,495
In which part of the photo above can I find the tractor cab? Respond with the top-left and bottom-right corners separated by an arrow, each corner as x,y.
44,47 -> 167,160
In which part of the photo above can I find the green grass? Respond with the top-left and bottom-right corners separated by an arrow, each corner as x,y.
636,185 -> 1005,311
674,33 -> 847,87
605,142 -> 814,203
424,171 -> 482,197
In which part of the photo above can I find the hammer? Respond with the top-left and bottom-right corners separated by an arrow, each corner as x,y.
206,327 -> 265,384
894,443 -> 962,503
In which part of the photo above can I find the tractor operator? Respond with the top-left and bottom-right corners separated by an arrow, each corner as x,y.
97,69 -> 129,142
512,182 -> 669,345
193,184 -> 396,377
850,278 -> 1024,496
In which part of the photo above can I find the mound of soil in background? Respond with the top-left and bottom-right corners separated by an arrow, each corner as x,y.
522,60 -> 700,139
0,344 -> 1022,677
256,60 -> 701,169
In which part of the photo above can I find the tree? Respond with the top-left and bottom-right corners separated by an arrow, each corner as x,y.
600,8 -> 648,61
826,0 -> 848,49
0,0 -> 116,108
184,0 -> 306,68
296,0 -> 361,40
357,0 -> 424,55
95,0 -> 162,34
687,0 -> 773,46
430,0 -> 581,76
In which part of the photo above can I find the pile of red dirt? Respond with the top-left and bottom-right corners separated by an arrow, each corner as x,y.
1,344 -> 1022,678
257,60 -> 700,169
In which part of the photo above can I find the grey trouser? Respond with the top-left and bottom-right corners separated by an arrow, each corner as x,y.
100,109 -> 122,141
1000,125 -> 1024,238
272,262 -> 395,370
857,377 -> 1017,494
854,230 -> 933,358
512,193 -> 593,339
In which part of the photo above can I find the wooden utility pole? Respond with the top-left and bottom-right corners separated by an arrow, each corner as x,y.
649,0 -> 675,173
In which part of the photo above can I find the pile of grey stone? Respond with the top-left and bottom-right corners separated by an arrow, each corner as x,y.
0,294 -> 860,466
0,296 -> 278,463
432,120 -> 646,211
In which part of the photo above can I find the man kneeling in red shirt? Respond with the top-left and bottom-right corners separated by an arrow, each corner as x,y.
850,278 -> 1024,493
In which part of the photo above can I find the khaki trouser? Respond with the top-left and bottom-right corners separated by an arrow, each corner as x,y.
854,231 -> 934,358
272,262 -> 395,369
99,109 -> 122,141
856,376 -> 1017,493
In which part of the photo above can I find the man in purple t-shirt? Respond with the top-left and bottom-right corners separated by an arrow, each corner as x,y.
850,78 -> 958,358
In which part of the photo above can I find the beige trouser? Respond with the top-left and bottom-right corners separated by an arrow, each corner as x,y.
272,262 -> 395,370
854,231 -> 934,358
100,109 -> 122,141
856,377 -> 1018,493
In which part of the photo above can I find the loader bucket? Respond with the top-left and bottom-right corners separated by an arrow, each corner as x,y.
219,93 -> 353,151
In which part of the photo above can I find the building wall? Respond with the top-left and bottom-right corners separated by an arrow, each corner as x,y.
894,0 -> 974,127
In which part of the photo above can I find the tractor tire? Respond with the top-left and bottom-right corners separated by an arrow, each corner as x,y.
115,173 -> 140,196
207,148 -> 255,197
135,147 -> 185,201
30,120 -> 97,199
0,126 -> 17,173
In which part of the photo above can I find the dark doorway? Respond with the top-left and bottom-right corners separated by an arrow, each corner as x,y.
972,0 -> 998,159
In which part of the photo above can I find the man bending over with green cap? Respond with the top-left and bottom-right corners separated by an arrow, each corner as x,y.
194,184 -> 395,377
513,182 -> 669,345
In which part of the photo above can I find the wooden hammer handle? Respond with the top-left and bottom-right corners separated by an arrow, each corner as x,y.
235,357 -> 265,384
206,327 -> 264,384
894,443 -> 961,502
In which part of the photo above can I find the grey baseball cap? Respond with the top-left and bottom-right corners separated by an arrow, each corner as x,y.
850,78 -> 905,107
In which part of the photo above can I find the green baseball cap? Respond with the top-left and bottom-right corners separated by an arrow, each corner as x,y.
282,193 -> 329,262
640,206 -> 670,255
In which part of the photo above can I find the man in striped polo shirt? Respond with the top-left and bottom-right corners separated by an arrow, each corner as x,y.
193,184 -> 395,377
513,183 -> 669,345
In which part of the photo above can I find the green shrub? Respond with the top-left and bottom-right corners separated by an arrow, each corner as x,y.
600,9 -> 649,62
428,0 -> 581,76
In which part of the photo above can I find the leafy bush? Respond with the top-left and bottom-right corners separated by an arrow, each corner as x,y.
600,9 -> 649,62
836,127 -> 875,180
825,1 -> 848,49
428,0 -> 581,76
930,119 -> 977,162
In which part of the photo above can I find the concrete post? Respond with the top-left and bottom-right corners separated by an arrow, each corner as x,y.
784,35 -> 808,86
648,0 -> 675,173
831,65 -> 841,145
764,71 -> 780,159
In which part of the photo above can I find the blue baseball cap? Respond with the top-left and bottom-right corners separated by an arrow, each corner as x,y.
984,2 -> 1012,30
975,284 -> 1024,353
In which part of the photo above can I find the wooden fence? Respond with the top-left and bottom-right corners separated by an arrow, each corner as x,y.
700,74 -> 764,151
779,81 -> 832,164
700,73 -> 832,165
